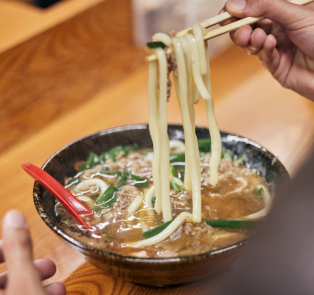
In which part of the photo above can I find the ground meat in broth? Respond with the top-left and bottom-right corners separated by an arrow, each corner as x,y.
56,149 -> 270,257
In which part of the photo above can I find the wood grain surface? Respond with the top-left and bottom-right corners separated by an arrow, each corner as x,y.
1,0 -> 314,293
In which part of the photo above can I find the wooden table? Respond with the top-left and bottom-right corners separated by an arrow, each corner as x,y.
1,0 -> 314,294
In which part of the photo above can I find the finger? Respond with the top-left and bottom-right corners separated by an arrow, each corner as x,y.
254,19 -> 273,35
233,25 -> 252,48
2,210 -> 44,294
45,282 -> 66,295
225,0 -> 313,30
219,6 -> 238,26
258,35 -> 281,75
244,28 -> 267,55
0,259 -> 56,288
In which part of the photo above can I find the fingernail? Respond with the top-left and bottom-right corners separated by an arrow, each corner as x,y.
226,0 -> 246,11
3,210 -> 28,229
234,29 -> 240,43
251,30 -> 256,47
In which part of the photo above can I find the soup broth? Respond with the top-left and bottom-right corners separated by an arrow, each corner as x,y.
56,145 -> 270,258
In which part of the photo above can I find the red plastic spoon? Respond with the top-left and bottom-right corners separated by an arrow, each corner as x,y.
22,163 -> 95,231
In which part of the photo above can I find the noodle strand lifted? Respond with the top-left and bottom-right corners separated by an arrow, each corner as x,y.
147,24 -> 221,225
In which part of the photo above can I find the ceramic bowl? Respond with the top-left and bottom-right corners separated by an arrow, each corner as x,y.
33,124 -> 290,286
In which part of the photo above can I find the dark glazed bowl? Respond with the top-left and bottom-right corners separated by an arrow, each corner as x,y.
33,124 -> 290,286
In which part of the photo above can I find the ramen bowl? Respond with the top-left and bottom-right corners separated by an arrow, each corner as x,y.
33,124 -> 290,286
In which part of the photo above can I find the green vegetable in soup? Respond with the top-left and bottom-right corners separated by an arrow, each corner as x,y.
129,173 -> 149,188
170,153 -> 185,163
100,169 -> 121,176
255,187 -> 264,199
151,196 -> 156,203
117,172 -> 128,188
170,165 -> 178,177
142,220 -> 173,239
171,179 -> 181,192
123,144 -> 138,154
65,178 -> 80,187
221,150 -> 233,160
79,152 -> 101,171
95,185 -> 118,208
206,220 -> 258,229
146,41 -> 167,49
198,139 -> 211,153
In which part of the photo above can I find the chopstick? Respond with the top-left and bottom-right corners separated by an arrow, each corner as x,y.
146,0 -> 313,63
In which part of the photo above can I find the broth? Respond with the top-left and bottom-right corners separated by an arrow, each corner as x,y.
56,146 -> 270,258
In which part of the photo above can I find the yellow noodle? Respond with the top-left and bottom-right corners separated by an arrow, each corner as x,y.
172,37 -> 202,223
192,24 -> 207,75
203,39 -> 221,185
185,34 -> 211,100
152,47 -> 172,222
148,60 -> 162,213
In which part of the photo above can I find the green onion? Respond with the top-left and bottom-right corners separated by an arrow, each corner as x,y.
117,172 -> 128,188
221,150 -> 233,160
198,139 -> 211,153
123,144 -> 138,155
255,187 -> 264,199
171,179 -> 181,192
79,152 -> 101,171
100,146 -> 124,162
65,178 -> 80,187
206,220 -> 258,229
95,185 -> 118,208
151,197 -> 156,203
100,169 -> 121,176
170,153 -> 185,163
130,173 -> 149,188
236,155 -> 245,164
142,220 -> 173,239
146,41 -> 166,49
170,165 -> 178,177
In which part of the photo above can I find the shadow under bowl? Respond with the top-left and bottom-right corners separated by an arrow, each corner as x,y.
33,124 -> 290,286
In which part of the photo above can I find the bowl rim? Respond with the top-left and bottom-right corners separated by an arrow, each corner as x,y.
33,123 -> 290,264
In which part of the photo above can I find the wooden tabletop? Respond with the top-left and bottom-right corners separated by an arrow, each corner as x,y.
1,0 -> 314,294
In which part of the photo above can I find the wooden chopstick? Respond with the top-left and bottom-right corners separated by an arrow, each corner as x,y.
146,0 -> 313,63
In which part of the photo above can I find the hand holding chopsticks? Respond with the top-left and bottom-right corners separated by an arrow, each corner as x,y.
146,0 -> 314,63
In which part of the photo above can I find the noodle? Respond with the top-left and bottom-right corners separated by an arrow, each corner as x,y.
151,48 -> 172,223
172,37 -> 202,223
147,24 -> 221,226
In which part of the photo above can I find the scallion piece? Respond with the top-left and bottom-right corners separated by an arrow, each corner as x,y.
146,41 -> 166,49
95,185 -> 118,208
221,150 -> 233,160
130,173 -> 149,188
206,220 -> 258,229
142,220 -> 173,239
151,196 -> 156,203
170,153 -> 185,163
79,152 -> 101,171
170,165 -> 178,177
100,146 -> 124,162
100,169 -> 121,176
123,144 -> 138,155
198,139 -> 211,153
117,172 -> 128,188
255,187 -> 264,198
171,179 -> 181,192
65,178 -> 80,187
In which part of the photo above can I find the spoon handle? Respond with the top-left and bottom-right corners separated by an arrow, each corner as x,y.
22,163 -> 93,230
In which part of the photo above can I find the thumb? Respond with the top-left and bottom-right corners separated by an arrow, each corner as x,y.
2,210 -> 44,294
225,0 -> 312,30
